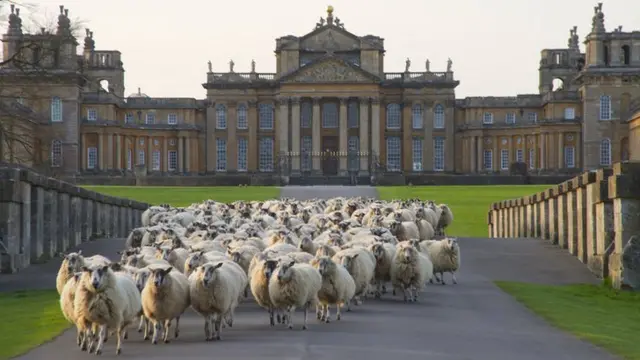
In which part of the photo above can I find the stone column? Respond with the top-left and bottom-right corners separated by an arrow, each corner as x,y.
30,187 -> 44,262
359,97 -> 369,173
178,137 -> 184,172
98,133 -> 104,170
278,97 -> 289,155
567,187 -> 578,256
540,133 -> 546,170
58,193 -> 70,251
476,137 -> 483,171
312,97 -> 321,172
205,103 -> 216,172
81,133 -> 87,170
576,173 -> 595,264
539,193 -> 549,240
115,134 -> 121,170
291,97 -> 301,173
371,97 -> 381,158
133,136 -> 139,166
558,132 -> 564,169
557,190 -> 568,248
147,136 -> 153,171
339,97 -> 348,174
547,192 -> 558,244
163,137 -> 168,172
106,133 -> 113,170
185,137 -> 191,173
470,136 -> 476,172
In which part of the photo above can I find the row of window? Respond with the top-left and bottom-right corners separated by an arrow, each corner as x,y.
386,103 -> 446,130
481,148 -> 576,170
86,148 -> 181,171
49,95 -> 618,125
215,138 -> 250,172
385,137 -> 445,172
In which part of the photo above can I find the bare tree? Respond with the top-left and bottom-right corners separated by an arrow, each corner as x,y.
0,0 -> 85,174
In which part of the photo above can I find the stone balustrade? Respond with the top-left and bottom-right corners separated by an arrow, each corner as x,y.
0,167 -> 149,274
487,162 -> 640,289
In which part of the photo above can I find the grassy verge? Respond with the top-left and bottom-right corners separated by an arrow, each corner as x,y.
496,281 -> 640,359
377,185 -> 549,237
0,290 -> 70,359
83,186 -> 281,207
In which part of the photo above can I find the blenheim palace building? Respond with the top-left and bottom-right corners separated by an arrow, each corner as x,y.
1,4 -> 640,183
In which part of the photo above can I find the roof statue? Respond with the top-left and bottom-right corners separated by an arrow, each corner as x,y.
405,58 -> 411,72
229,59 -> 235,73
447,58 -> 453,72
251,59 -> 256,73
207,60 -> 212,72
425,59 -> 430,72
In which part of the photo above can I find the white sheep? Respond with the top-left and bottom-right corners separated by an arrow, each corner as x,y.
368,242 -> 396,297
154,245 -> 190,274
141,266 -> 191,344
390,242 -> 433,302
249,253 -> 282,326
436,204 -> 454,236
332,247 -> 376,307
184,250 -> 227,276
56,251 -> 111,295
73,265 -> 142,355
310,256 -> 356,323
189,261 -> 248,341
60,272 -> 84,347
424,238 -> 460,284
268,260 -> 322,330
388,221 -> 420,242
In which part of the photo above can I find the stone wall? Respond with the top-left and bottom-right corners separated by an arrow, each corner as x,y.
487,162 -> 640,289
0,167 -> 149,274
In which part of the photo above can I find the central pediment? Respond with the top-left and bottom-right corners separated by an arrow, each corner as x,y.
280,57 -> 379,84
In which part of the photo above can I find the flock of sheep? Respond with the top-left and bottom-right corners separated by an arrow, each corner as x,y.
55,197 -> 459,356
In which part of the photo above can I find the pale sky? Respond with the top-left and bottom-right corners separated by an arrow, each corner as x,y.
4,0 -> 640,98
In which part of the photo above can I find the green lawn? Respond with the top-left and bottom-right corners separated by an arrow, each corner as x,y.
496,281 -> 640,360
377,185 -> 549,238
83,186 -> 281,207
0,290 -> 70,360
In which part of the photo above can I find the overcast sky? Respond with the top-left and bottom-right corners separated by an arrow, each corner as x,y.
4,0 -> 639,98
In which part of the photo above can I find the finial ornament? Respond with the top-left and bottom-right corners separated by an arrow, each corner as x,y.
405,58 -> 411,72
316,17 -> 325,28
208,60 -> 212,72
229,59 -> 235,73
326,5 -> 334,25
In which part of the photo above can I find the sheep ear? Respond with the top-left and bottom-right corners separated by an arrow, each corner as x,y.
81,266 -> 90,272
164,267 -> 173,274
288,260 -> 296,267
352,253 -> 359,259
110,263 -> 122,271
77,250 -> 82,256
101,265 -> 110,272
213,262 -> 223,270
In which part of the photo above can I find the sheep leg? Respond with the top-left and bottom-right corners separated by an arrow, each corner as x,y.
451,272 -> 458,284
213,314 -> 223,340
75,326 -> 83,347
375,281 -> 382,298
287,306 -> 294,330
162,319 -> 172,343
204,316 -> 212,341
174,316 -> 180,338
324,305 -> 331,323
316,305 -> 322,320
268,308 -> 275,326
302,304 -> 309,330
346,298 -> 352,312
143,318 -> 151,340
137,315 -> 145,332
225,312 -> 233,328
276,310 -> 282,324
79,328 -> 89,351
412,286 -> 419,302
336,303 -> 342,320
115,325 -> 124,355
151,321 -> 161,345
95,325 -> 107,355
439,272 -> 446,285
403,287 -> 410,302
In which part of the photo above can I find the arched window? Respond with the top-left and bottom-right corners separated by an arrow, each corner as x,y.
51,139 -> 62,167
433,104 -> 445,129
215,104 -> 227,129
600,138 -> 611,166
411,104 -> 423,129
236,104 -> 248,129
599,95 -> 611,120
386,103 -> 401,129
50,97 -> 62,122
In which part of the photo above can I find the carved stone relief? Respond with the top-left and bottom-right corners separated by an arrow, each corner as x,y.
300,28 -> 360,52
287,59 -> 371,83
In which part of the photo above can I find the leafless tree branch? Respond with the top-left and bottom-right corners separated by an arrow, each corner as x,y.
0,0 -> 86,172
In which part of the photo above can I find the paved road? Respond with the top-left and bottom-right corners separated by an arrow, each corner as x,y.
6,185 -> 618,360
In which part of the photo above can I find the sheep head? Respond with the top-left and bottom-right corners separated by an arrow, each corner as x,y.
134,270 -> 150,291
63,251 -> 84,273
370,243 -> 385,259
200,262 -> 223,287
298,237 -> 312,251
81,264 -> 111,292
388,221 -> 401,235
314,256 -> 335,276
408,239 -> 421,250
398,244 -> 418,263
227,249 -> 242,264
340,253 -> 359,272
393,210 -> 403,222
275,260 -> 297,282
415,208 -> 426,220
338,220 -> 350,231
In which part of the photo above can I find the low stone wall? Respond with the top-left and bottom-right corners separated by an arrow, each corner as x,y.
0,167 -> 149,274
487,162 -> 640,289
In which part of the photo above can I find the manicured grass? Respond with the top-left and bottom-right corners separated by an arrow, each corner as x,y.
0,290 -> 70,359
496,281 -> 640,360
377,185 -> 549,237
83,186 -> 281,207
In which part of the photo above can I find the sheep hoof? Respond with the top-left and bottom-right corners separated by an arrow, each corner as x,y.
302,325 -> 307,330
392,289 -> 397,295
337,314 -> 341,320
137,328 -> 143,333
215,335 -> 221,340
276,314 -> 282,323
95,349 -> 102,355
288,325 -> 293,330
152,340 -> 157,345
374,291 -> 381,299
123,332 -> 128,340
324,318 -> 330,323
164,339 -> 170,344
143,335 -> 149,341
116,349 -> 121,355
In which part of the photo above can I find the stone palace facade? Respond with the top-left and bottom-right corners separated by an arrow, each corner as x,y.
1,4 -> 639,183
